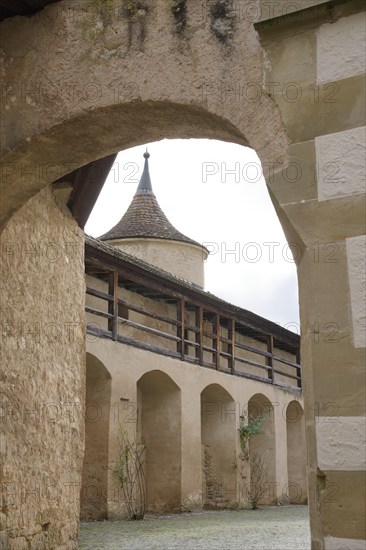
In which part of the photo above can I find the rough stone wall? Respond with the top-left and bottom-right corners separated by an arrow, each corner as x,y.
0,187 -> 85,549
202,445 -> 226,508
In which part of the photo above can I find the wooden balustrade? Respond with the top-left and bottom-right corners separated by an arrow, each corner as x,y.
85,267 -> 302,391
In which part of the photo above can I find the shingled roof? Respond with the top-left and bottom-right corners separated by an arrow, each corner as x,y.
99,152 -> 205,249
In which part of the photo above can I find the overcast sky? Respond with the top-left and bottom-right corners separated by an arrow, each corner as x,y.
85,139 -> 300,333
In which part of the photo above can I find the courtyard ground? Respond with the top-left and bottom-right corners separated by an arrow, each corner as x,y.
78,505 -> 310,549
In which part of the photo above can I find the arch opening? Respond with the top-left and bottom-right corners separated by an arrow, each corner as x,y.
201,384 -> 237,509
137,370 -> 182,513
286,401 -> 307,504
1,87 -> 302,534
247,393 -> 276,505
81,353 -> 112,520
1,101 -> 252,231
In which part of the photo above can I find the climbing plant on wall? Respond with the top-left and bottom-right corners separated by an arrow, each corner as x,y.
113,427 -> 146,520
236,408 -> 269,510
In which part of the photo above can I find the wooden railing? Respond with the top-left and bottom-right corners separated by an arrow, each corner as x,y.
85,273 -> 302,391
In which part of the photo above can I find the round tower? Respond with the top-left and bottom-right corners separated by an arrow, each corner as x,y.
99,152 -> 208,288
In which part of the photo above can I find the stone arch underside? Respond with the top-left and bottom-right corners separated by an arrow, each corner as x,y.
137,370 -> 182,513
0,0 -> 289,231
80,353 -> 112,520
201,384 -> 237,508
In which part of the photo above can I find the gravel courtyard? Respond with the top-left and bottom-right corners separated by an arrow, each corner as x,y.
79,505 -> 310,550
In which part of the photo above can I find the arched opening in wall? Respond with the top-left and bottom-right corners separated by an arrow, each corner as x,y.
247,393 -> 276,505
137,370 -> 181,513
85,139 -> 300,331
81,353 -> 111,520
201,384 -> 237,508
286,401 -> 307,504
2,95 -> 305,541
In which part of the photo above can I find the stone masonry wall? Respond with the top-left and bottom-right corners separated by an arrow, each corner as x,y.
0,187 -> 85,549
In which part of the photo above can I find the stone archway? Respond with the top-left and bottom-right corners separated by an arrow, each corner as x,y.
2,1 -> 365,548
137,370 -> 181,513
80,353 -> 112,520
0,1 -> 289,231
248,393 -> 276,505
201,384 -> 237,508
286,400 -> 307,504
0,5 -> 291,540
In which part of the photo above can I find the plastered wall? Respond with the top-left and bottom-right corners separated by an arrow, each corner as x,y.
108,238 -> 207,288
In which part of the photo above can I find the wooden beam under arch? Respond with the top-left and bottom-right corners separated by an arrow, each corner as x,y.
53,153 -> 117,229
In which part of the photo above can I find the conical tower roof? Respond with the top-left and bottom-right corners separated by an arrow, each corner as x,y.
99,152 -> 203,248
